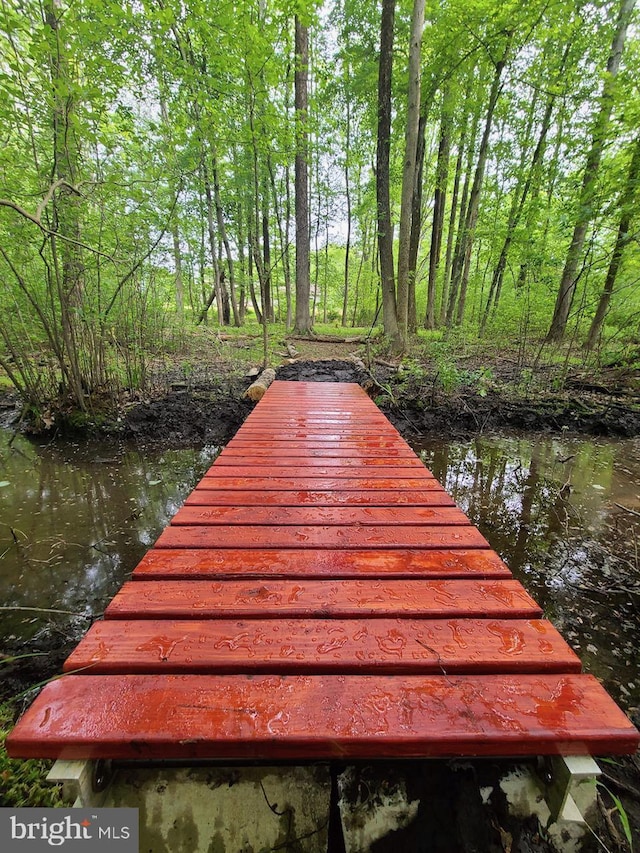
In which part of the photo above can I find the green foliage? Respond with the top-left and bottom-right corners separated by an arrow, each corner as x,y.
598,783 -> 634,852
1,0 -> 639,411
0,704 -> 63,807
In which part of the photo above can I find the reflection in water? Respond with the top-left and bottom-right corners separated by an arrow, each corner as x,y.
0,433 -> 218,643
416,434 -> 640,708
1,429 -> 638,709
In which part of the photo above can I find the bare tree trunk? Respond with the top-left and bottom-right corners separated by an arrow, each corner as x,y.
546,0 -> 636,342
453,40 -> 510,326
261,183 -> 273,322
439,123 -> 465,326
585,134 -> 640,350
44,0 -> 86,407
342,90 -> 352,327
396,0 -> 426,343
202,161 -> 224,324
212,155 -> 240,326
376,0 -> 400,348
294,16 -> 311,334
425,88 -> 452,329
407,111 -> 428,334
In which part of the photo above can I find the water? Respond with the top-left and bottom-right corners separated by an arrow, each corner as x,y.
0,433 -> 219,643
415,434 -> 640,708
0,429 -> 638,708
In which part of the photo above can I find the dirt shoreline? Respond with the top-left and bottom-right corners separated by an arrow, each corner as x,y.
1,357 -> 638,444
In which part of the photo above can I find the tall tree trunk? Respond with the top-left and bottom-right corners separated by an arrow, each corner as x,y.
446,98 -> 481,326
172,224 -> 184,319
452,40 -> 511,326
407,111 -> 428,334
425,87 -> 452,329
584,134 -> 640,350
376,0 -> 400,348
202,161 -> 224,324
267,157 -> 292,330
294,16 -> 311,334
439,122 -> 466,326
396,0 -> 426,343
261,187 -> 273,321
213,155 -> 240,326
342,90 -> 352,327
44,0 -> 86,407
546,0 -> 636,342
481,41 -> 568,328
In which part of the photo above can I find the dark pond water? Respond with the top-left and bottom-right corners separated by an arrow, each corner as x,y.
416,434 -> 640,709
0,434 -> 219,644
1,428 -> 638,709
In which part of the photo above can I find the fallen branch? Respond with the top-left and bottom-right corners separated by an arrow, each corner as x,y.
614,502 -> 640,518
290,334 -> 368,344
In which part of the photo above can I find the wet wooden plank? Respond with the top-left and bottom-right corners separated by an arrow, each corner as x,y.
214,455 -> 426,468
64,618 -> 581,676
203,465 -> 433,479
220,446 -> 417,458
195,476 -> 436,491
155,525 -> 486,551
170,506 -> 469,527
132,548 -> 510,579
227,439 -> 412,450
185,489 -> 455,507
8,673 -> 639,760
230,433 -> 404,444
105,579 -> 542,620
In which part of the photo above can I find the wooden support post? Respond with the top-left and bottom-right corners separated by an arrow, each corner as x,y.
545,755 -> 601,824
47,759 -> 114,807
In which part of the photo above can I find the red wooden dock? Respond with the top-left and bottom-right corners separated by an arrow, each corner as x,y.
7,381 -> 639,761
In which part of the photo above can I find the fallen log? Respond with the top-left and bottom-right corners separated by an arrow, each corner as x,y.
290,334 -> 368,344
243,368 -> 276,402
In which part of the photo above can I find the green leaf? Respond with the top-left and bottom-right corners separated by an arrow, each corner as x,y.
600,785 -> 633,851
0,481 -> 10,488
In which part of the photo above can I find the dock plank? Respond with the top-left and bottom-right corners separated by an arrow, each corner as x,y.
185,489 -> 455,507
64,618 -> 582,675
169,506 -> 469,527
8,674 -> 638,760
132,548 -> 511,579
104,579 -> 543,620
155,525 -> 484,550
195,477 -> 437,491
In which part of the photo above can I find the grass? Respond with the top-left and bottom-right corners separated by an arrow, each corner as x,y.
0,702 -> 63,807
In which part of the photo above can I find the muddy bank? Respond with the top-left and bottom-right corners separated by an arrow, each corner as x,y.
1,357 -> 638,442
280,358 -> 640,438
121,383 -> 253,447
116,359 -> 640,446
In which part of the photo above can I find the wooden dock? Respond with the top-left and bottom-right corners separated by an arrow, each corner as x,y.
7,381 -> 639,761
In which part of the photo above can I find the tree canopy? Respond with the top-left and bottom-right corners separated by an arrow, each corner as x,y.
1,0 -> 639,413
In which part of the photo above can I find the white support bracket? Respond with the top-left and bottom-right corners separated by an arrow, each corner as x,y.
47,759 -> 114,808
545,755 -> 601,825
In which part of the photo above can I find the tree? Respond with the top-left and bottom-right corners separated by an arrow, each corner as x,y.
294,15 -> 312,334
546,0 -> 637,342
375,0 -> 400,348
396,0 -> 426,344
584,133 -> 640,350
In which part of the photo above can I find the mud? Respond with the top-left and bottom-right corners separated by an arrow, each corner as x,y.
121,384 -> 253,447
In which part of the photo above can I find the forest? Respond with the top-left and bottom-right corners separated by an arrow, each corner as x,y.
0,0 -> 639,419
